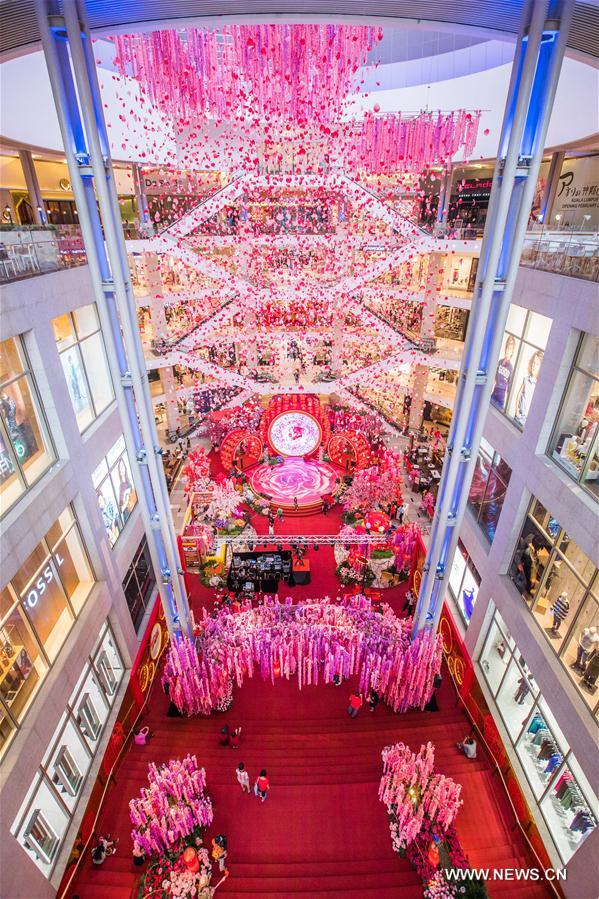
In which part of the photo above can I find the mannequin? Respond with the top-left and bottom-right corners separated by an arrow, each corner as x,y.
574,626 -> 599,672
551,591 -> 570,636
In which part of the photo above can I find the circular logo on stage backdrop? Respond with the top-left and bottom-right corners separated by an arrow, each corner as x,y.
268,412 -> 322,457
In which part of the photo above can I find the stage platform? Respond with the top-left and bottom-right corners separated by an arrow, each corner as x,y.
249,457 -> 339,515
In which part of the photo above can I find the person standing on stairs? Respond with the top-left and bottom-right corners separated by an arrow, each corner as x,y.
254,769 -> 270,801
211,835 -> 228,873
367,689 -> 379,713
236,762 -> 250,793
347,691 -> 363,718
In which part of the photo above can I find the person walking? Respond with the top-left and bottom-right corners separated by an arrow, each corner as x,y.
347,691 -> 363,718
218,724 -> 230,747
230,726 -> 242,750
397,502 -> 407,525
322,498 -> 329,516
276,507 -> 284,522
236,762 -> 250,793
211,835 -> 228,873
367,689 -> 379,713
254,769 -> 270,802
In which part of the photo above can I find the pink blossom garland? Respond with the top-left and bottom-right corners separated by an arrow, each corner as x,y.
162,595 -> 442,716
130,755 -> 214,857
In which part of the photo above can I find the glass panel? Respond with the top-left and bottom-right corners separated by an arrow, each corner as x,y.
558,535 -> 596,588
20,560 -> 74,663
0,418 -> 24,514
0,605 -> 46,722
93,628 -> 124,702
53,526 -> 94,614
459,557 -> 480,623
505,304 -> 527,336
95,476 -> 122,548
540,760 -> 597,863
80,333 -> 113,417
506,344 -> 544,428
525,311 -> 552,347
531,553 -> 587,652
109,448 -> 137,526
47,719 -> 91,812
0,703 -> 16,757
496,655 -> 537,740
479,619 -> 511,696
75,670 -> 110,749
45,507 -> 75,551
51,313 -> 76,351
72,304 -> 99,339
581,435 -> 599,501
59,347 -> 93,432
564,597 -> 599,709
1,374 -> 54,488
515,699 -> 567,800
12,542 -> 50,595
0,585 -> 17,619
17,780 -> 69,874
0,336 -> 27,385
490,332 -> 517,412
551,368 -> 599,486
577,333 -> 599,376
510,519 -> 553,602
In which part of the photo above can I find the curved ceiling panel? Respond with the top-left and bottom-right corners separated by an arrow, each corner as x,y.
1,1 -> 598,63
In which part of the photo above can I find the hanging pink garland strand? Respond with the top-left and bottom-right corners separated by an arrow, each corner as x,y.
162,595 -> 442,716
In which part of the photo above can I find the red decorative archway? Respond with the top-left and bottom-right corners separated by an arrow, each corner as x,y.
220,428 -> 263,471
328,430 -> 370,470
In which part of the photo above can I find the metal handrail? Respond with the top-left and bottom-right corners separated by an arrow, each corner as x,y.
444,663 -> 565,899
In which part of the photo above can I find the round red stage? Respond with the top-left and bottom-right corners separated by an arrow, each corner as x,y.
250,458 -> 338,515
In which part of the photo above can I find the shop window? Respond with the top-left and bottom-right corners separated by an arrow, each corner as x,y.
52,305 -> 114,433
0,336 -> 56,517
510,497 -> 599,714
467,437 -> 512,542
516,698 -> 570,800
490,306 -> 551,430
434,306 -> 469,341
549,333 -> 599,501
15,776 -> 70,875
123,539 -> 157,631
52,746 -> 83,798
540,755 -> 597,863
447,540 -> 480,624
0,507 -> 94,738
92,435 -> 137,548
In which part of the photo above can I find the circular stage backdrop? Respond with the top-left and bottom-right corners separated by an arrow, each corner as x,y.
268,411 -> 322,457
250,458 -> 337,508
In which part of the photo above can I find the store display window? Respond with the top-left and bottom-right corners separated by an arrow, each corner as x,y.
0,507 -> 94,747
490,305 -> 551,430
434,306 -> 469,341
12,622 -> 123,876
92,435 -> 138,548
123,539 -> 157,631
549,333 -> 599,501
467,437 -> 512,542
441,254 -> 478,294
447,540 -> 480,624
0,336 -> 56,517
479,608 -> 597,862
52,305 -> 114,433
510,497 -> 599,714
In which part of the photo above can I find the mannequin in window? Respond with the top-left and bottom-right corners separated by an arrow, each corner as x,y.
574,626 -> 599,672
514,350 -> 543,427
551,591 -> 570,636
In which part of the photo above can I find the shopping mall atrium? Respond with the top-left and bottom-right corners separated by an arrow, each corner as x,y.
0,2 -> 597,898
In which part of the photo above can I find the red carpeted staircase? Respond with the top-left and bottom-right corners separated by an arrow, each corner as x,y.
69,675 -> 551,899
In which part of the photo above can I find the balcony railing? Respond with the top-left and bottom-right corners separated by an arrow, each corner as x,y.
0,225 -> 87,283
521,230 -> 599,281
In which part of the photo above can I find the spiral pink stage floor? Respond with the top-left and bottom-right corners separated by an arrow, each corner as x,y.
249,458 -> 339,510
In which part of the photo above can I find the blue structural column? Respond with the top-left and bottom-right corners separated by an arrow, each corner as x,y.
413,0 -> 574,636
35,0 -> 192,638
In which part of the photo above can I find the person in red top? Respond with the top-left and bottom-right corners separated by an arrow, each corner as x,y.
347,691 -> 363,718
254,769 -> 270,802
230,726 -> 242,750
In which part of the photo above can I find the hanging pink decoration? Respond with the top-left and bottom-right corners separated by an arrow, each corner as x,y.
379,741 -> 462,851
162,595 -> 442,716
113,25 -> 382,130
129,755 -> 214,857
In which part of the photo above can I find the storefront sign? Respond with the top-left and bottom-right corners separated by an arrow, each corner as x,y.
553,155 -> 599,228
25,554 -> 64,608
149,622 -> 162,661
